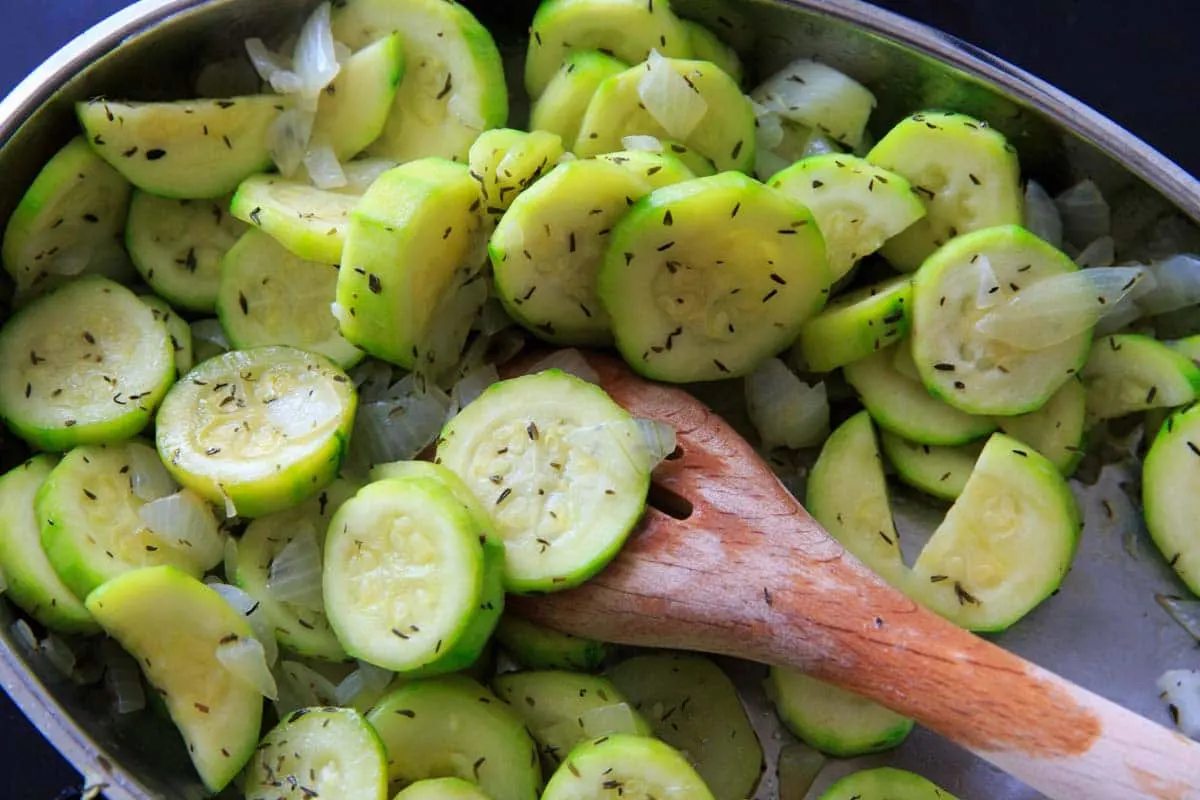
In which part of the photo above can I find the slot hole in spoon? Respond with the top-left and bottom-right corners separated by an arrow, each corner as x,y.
648,482 -> 694,520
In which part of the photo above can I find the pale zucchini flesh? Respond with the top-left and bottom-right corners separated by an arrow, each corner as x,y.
595,150 -> 697,189
992,377 -> 1087,475
880,432 -> 983,502
795,274 -> 913,373
1143,404 -> 1200,595
493,614 -> 608,671
1081,333 -> 1200,423
683,19 -> 744,86
139,295 -> 194,377
394,778 -> 492,800
309,32 -> 405,160
530,50 -> 628,146
468,128 -> 564,219
541,734 -> 715,800
766,668 -> 913,757
230,175 -> 360,265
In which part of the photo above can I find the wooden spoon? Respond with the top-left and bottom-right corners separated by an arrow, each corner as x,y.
508,352 -> 1200,800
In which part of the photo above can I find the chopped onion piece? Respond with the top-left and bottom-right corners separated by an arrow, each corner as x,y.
754,148 -> 790,183
416,274 -> 490,386
635,418 -> 678,469
128,444 -> 175,502
1158,669 -> 1200,739
10,619 -> 37,652
1056,179 -> 1111,248
751,101 -> 785,150
973,255 -> 1004,310
138,490 -> 224,570
622,135 -> 664,153
1023,180 -> 1063,249
291,1 -> 340,108
751,59 -> 876,149
269,108 -> 317,177
210,582 -> 279,667
449,363 -> 499,416
245,38 -> 293,84
1075,236 -> 1116,268
1135,254 -> 1200,316
334,660 -> 393,706
744,358 -> 830,450
102,640 -> 145,715
351,358 -> 397,402
638,50 -> 708,140
529,349 -> 601,385
220,486 -> 238,520
303,144 -> 348,189
475,297 -> 514,337
1157,594 -> 1200,642
217,637 -> 278,699
275,659 -> 339,717
267,526 -> 325,611
41,634 -> 77,679
975,267 -> 1149,351
566,418 -> 677,474
339,158 -> 398,195
346,376 -> 452,474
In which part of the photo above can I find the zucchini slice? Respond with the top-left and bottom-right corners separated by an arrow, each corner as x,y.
230,175 -> 360,265
309,32 -> 404,161
880,432 -> 983,502
366,675 -> 542,800
337,158 -> 484,370
843,344 -> 995,447
795,275 -> 912,373
0,276 -> 175,451
596,149 -> 697,189
85,566 -> 263,793
126,191 -> 246,314
139,295 -> 194,377
542,734 -> 715,800
910,433 -> 1081,632
683,19 -> 744,87
491,158 -> 652,345
323,478 -> 489,675
493,670 -> 651,766
992,378 -> 1087,475
911,225 -> 1090,416
599,173 -> 829,382
332,0 -> 508,163
77,96 -> 287,199
155,346 -> 356,518
437,370 -> 652,593
752,59 -> 875,150
228,481 -> 358,661
494,614 -> 608,671
769,154 -> 925,282
868,110 -> 1022,271
765,668 -> 913,757
468,128 -> 564,219
531,50 -> 628,146
1143,404 -> 1200,595
2,136 -> 132,294
244,707 -> 388,800
1081,333 -> 1200,423
36,440 -> 221,600
608,653 -> 762,800
0,455 -> 97,634
394,778 -> 492,800
525,0 -> 691,98
217,229 -> 363,368
818,767 -> 958,800
575,57 -> 755,173
806,411 -> 907,588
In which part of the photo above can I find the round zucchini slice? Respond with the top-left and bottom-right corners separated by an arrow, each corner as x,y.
436,370 -> 652,594
2,136 -> 132,294
683,19 -> 744,86
911,225 -> 1090,416
1081,333 -> 1200,423
531,50 -> 628,146
818,767 -> 957,800
125,191 -> 246,313
468,128 -> 564,219
155,346 -> 356,518
795,275 -> 912,372
36,440 -> 220,600
0,455 -> 97,634
230,175 -> 360,265
493,614 -> 608,671
244,707 -> 388,800
868,110 -> 1022,271
366,675 -> 542,800
490,158 -> 652,346
525,0 -> 691,98
332,0 -> 507,163
596,149 -> 697,189
1144,404 -> 1200,595
598,173 -> 829,383
842,344 -> 995,447
880,432 -> 983,503
217,229 -> 363,368
575,58 -> 755,173
992,377 -> 1087,475
909,433 -> 1082,632
542,734 -> 715,800
140,294 -> 195,377
324,478 -> 489,675
394,778 -> 492,800
0,276 -> 175,451
85,566 -> 263,793
765,668 -> 913,758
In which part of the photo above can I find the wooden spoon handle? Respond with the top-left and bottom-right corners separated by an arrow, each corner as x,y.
509,353 -> 1200,799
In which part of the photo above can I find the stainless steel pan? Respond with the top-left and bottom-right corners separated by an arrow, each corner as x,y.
0,1 -> 1196,797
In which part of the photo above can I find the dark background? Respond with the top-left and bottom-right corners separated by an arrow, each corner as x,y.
0,0 -> 1197,797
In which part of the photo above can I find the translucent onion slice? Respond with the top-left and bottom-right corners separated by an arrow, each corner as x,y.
1023,179 -> 1063,249
10,619 -> 36,652
973,254 -> 1004,310
291,1 -> 341,110
269,107 -> 317,177
102,640 -> 146,715
274,659 -> 340,717
744,357 -> 830,450
216,637 -> 279,700
1056,179 -> 1111,248
1158,669 -> 1200,739
303,143 -> 348,190
190,319 -> 230,365
974,267 -> 1150,351
266,526 -> 325,612
1157,594 -> 1200,642
128,444 -> 176,502
138,490 -> 225,570
41,634 -> 77,679
566,418 -> 677,474
1135,254 -> 1200,316
638,50 -> 708,140
622,134 -> 664,153
347,378 -> 452,473
528,349 -> 601,385
333,660 -> 394,706
449,363 -> 499,416
210,582 -> 279,667
1075,236 -> 1116,268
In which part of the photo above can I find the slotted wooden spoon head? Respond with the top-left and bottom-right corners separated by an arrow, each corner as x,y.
508,350 -> 1200,800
